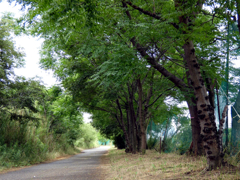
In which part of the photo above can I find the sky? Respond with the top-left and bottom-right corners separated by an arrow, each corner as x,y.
0,0 -> 92,123
0,0 -> 57,87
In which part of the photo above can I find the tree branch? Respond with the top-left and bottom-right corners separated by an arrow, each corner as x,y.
122,1 -> 188,94
131,38 -> 188,91
123,0 -> 179,29
146,86 -> 175,108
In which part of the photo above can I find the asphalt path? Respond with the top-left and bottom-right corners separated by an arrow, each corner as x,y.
0,146 -> 110,180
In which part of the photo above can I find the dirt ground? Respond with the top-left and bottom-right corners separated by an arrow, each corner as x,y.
100,148 -> 240,180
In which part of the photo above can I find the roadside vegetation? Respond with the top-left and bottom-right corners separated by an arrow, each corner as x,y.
0,120 -> 100,171
74,123 -> 99,149
0,14 -> 101,171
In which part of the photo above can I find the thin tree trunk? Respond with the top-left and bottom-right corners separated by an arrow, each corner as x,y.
127,82 -> 137,154
137,78 -> 146,154
132,112 -> 137,154
162,118 -> 170,152
116,99 -> 132,153
137,124 -> 141,152
129,97 -> 137,154
219,105 -> 228,154
127,108 -> 133,153
216,84 -> 221,126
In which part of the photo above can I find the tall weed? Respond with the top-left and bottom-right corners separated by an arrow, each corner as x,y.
0,117 -> 78,170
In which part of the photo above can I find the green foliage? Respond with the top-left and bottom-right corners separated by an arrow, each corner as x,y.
172,125 -> 192,154
74,123 -> 99,149
147,137 -> 158,150
147,115 -> 192,154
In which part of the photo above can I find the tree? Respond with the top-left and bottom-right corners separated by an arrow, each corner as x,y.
0,14 -> 43,123
14,0 -> 237,169
0,14 -> 25,108
39,30 -> 180,154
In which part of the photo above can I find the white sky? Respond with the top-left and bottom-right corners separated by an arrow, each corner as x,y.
0,0 -> 92,123
0,0 -> 57,87
83,112 -> 92,123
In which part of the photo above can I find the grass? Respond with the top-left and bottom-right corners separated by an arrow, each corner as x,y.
100,148 -> 240,180
0,144 -> 81,172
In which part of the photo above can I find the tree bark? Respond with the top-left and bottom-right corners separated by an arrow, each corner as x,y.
126,108 -> 133,153
184,40 -> 222,170
136,124 -> 141,152
137,78 -> 147,154
129,95 -> 137,154
116,99 -> 132,153
187,100 -> 204,155
186,69 -> 204,155
219,105 -> 228,154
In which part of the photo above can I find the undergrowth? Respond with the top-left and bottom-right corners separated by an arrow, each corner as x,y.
0,119 -> 99,171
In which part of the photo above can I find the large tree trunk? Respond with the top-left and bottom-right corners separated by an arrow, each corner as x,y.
186,68 -> 204,155
184,40 -> 222,169
187,100 -> 204,155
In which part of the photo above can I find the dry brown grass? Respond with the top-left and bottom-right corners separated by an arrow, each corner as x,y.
100,148 -> 240,180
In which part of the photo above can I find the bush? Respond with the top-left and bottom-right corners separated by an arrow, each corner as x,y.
74,123 -> 99,149
147,137 -> 158,150
0,118 -> 79,170
172,125 -> 192,154
113,134 -> 125,149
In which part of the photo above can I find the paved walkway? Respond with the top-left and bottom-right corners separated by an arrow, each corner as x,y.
0,146 -> 110,180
